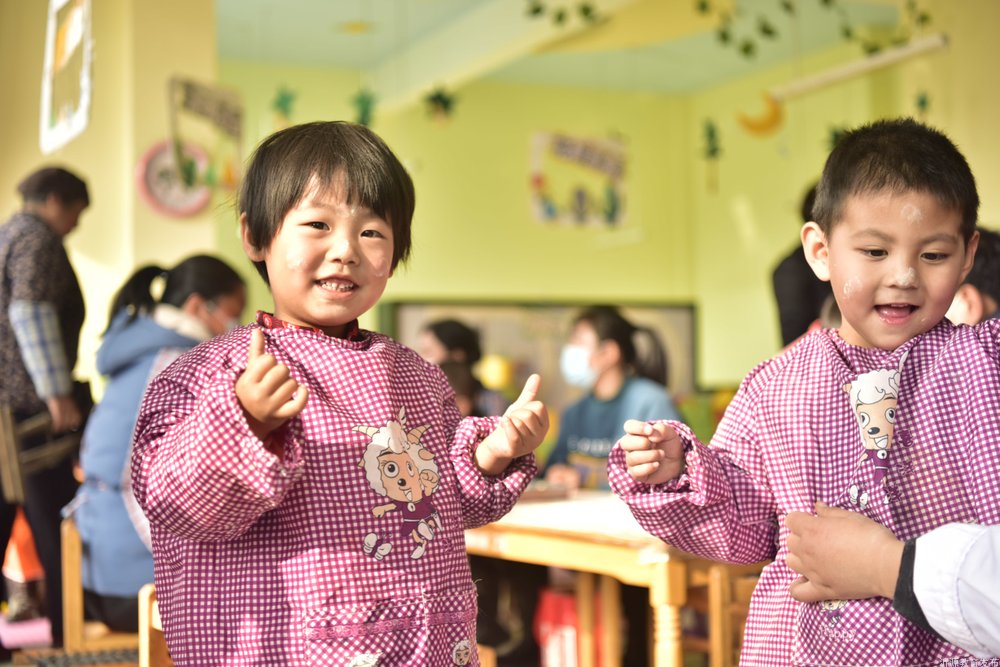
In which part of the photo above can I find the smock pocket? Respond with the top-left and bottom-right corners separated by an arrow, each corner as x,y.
301,586 -> 479,666
791,596 -> 903,666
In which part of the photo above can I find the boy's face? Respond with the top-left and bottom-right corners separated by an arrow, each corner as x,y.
242,181 -> 394,337
802,190 -> 978,349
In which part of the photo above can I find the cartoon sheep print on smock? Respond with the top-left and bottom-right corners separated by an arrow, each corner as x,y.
843,352 -> 908,510
357,407 -> 441,560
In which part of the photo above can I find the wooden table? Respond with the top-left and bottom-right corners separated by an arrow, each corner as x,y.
465,490 -> 729,667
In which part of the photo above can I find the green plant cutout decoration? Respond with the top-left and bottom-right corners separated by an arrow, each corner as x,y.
271,86 -> 296,129
828,125 -> 849,151
425,88 -> 457,123
704,118 -> 721,193
352,89 -> 376,127
915,90 -> 931,119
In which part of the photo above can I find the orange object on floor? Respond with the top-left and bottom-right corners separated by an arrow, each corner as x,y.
3,508 -> 45,582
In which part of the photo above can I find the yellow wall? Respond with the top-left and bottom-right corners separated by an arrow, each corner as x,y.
4,0 -> 1000,392
0,0 -> 219,388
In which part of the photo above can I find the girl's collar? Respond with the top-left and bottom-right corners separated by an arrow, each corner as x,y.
153,304 -> 212,341
255,311 -> 363,341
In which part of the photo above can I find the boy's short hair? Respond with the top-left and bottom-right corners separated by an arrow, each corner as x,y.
965,227 -> 1000,304
239,121 -> 415,284
812,118 -> 978,243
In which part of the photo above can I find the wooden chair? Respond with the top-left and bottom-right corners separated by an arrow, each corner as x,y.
61,516 -> 141,652
138,584 -> 172,667
477,644 -> 497,667
0,405 -> 81,505
705,562 -> 767,667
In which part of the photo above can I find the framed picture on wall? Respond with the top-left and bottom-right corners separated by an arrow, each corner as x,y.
379,301 -> 697,417
39,0 -> 92,154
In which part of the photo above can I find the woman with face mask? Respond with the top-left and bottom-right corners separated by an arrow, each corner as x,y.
545,305 -> 681,491
66,255 -> 245,632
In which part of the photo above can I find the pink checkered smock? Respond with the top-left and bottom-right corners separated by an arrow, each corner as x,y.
609,319 -> 1000,666
130,316 -> 535,666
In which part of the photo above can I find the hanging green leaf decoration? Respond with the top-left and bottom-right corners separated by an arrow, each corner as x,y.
552,7 -> 567,24
915,91 -> 930,115
526,0 -> 544,17
578,3 -> 597,22
696,0 -> 931,62
758,17 -> 777,39
352,89 -> 376,127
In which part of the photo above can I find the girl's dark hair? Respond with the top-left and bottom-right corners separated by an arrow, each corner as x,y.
105,254 -> 245,332
813,118 -> 979,242
239,121 -> 415,284
426,319 -> 482,364
17,166 -> 89,206
575,305 -> 669,387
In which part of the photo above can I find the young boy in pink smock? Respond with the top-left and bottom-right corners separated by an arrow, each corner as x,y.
130,122 -> 549,666
610,118 -> 1000,666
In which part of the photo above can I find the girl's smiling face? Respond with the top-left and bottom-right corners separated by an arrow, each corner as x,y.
242,179 -> 394,337
803,189 -> 978,350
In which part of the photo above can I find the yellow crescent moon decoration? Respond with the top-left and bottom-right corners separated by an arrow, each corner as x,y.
737,93 -> 784,137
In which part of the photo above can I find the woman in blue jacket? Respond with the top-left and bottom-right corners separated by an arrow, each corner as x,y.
67,255 -> 245,631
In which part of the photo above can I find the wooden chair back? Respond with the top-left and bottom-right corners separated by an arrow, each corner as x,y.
0,405 -> 80,504
707,562 -> 767,667
61,516 -> 140,652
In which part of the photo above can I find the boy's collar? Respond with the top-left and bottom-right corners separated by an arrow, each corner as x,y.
255,311 -> 362,341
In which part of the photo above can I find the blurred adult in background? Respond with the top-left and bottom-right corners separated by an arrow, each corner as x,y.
772,183 -> 834,346
418,318 -> 507,415
0,166 -> 93,650
544,305 -> 680,491
66,255 -> 245,632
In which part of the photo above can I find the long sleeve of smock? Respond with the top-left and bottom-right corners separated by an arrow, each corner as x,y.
432,371 -> 536,529
130,365 -> 305,543
451,416 -> 535,529
608,365 -> 779,564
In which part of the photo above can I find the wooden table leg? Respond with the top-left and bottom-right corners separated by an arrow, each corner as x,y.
599,575 -> 622,667
649,560 -> 687,667
577,572 -> 596,667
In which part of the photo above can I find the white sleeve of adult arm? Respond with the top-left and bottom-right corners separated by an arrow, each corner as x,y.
913,523 -> 1000,657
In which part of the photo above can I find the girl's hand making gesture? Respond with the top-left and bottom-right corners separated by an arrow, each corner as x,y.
476,374 -> 550,476
619,419 -> 685,485
235,328 -> 309,447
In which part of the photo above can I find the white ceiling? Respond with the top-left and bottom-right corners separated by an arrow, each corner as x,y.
215,0 -> 903,95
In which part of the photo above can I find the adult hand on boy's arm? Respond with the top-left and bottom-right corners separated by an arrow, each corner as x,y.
786,502 -> 904,602
235,328 -> 309,448
476,374 -> 549,476
619,420 -> 684,485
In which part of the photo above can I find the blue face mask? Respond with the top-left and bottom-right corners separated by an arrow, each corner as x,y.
560,344 -> 598,389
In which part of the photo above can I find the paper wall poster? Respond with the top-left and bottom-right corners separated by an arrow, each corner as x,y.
168,77 -> 244,191
39,0 -> 92,154
530,132 -> 626,227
